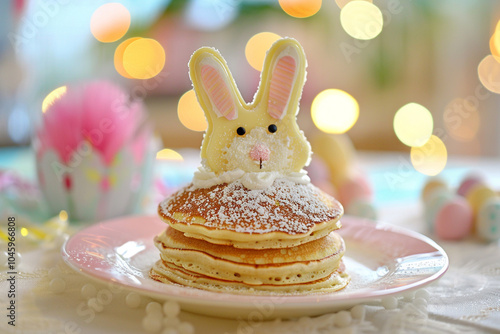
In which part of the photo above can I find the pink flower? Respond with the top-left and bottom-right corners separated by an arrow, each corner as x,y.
37,81 -> 147,166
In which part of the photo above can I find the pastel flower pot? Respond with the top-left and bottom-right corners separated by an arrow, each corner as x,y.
34,80 -> 158,222
35,136 -> 158,222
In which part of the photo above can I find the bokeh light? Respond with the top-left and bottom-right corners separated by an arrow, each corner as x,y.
59,210 -> 68,222
120,38 -> 165,79
156,149 -> 184,161
393,103 -> 433,147
335,0 -> 372,9
478,55 -> 500,94
464,138 -> 482,156
42,86 -> 67,113
90,3 -> 131,43
443,98 -> 480,142
20,227 -> 29,237
178,90 -> 208,132
114,37 -> 141,78
245,32 -> 282,71
489,33 -> 500,60
411,135 -> 447,176
490,20 -> 500,59
340,1 -> 383,40
278,0 -> 322,18
311,89 -> 359,134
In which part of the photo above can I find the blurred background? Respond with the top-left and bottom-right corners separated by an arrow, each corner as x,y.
1,0 -> 500,162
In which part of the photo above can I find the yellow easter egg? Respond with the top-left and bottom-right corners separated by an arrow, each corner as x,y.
421,178 -> 448,202
466,184 -> 496,216
311,132 -> 356,187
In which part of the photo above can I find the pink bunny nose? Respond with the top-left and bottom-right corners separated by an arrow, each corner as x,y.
250,143 -> 270,162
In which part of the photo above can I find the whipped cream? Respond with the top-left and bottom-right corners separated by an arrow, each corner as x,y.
192,167 -> 310,190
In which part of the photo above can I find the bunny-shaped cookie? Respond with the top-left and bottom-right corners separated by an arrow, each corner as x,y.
189,38 -> 311,176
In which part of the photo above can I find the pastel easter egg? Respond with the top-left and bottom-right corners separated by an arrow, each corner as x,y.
476,197 -> 500,242
338,174 -> 372,209
456,174 -> 483,197
346,198 -> 377,220
421,178 -> 448,202
466,184 -> 496,216
435,196 -> 473,240
424,188 -> 453,231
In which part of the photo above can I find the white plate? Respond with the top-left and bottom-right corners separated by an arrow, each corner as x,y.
62,215 -> 448,319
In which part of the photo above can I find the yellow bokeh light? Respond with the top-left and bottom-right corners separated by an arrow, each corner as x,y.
489,33 -> 500,60
178,90 -> 208,132
42,86 -> 67,113
411,135 -> 447,176
20,227 -> 29,237
335,0 -> 372,9
122,38 -> 166,79
156,149 -> 184,161
311,89 -> 359,134
278,0 -> 322,18
478,55 -> 500,94
393,103 -> 433,147
90,3 -> 131,43
490,20 -> 500,60
114,37 -> 141,78
340,1 -> 383,40
245,32 -> 282,71
59,210 -> 68,222
120,38 -> 166,80
443,98 -> 480,142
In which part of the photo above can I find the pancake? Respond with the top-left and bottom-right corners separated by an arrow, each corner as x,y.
181,220 -> 339,249
156,226 -> 344,265
150,260 -> 350,295
153,227 -> 345,285
158,179 -> 343,249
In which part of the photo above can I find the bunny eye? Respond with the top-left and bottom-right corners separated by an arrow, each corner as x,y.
236,127 -> 246,136
268,124 -> 278,133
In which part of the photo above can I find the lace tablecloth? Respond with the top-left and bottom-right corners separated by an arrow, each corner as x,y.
0,150 -> 499,334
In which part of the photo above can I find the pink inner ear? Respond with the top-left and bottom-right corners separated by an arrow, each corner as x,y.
268,55 -> 296,120
200,65 -> 237,120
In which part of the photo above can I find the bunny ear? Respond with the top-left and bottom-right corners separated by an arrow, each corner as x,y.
260,38 -> 306,120
200,64 -> 237,120
189,48 -> 241,121
268,55 -> 296,119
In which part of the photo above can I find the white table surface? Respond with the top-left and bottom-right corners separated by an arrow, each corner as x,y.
1,151 -> 499,334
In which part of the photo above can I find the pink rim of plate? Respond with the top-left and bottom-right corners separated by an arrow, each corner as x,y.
62,215 -> 448,310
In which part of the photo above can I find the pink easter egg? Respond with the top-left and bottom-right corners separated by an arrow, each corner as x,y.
435,196 -> 473,240
457,174 -> 483,197
424,187 -> 453,230
338,174 -> 372,209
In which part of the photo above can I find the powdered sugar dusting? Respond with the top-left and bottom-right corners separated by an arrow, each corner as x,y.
159,179 -> 342,235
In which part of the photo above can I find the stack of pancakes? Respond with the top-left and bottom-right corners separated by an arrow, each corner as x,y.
150,179 -> 349,294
